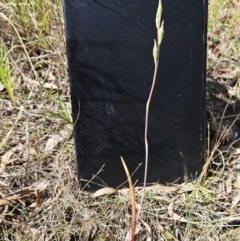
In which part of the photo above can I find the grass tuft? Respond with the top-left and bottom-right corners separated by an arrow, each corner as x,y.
0,43 -> 16,105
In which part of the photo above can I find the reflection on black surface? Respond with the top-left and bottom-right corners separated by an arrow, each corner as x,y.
64,0 -> 207,189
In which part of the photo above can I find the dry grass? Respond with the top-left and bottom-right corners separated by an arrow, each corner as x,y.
0,0 -> 240,240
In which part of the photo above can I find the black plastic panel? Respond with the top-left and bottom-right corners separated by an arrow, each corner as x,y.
64,0 -> 207,189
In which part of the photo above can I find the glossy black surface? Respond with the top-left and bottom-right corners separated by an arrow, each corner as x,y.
64,0 -> 207,189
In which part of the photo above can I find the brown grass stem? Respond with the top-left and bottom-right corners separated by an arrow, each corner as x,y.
120,156 -> 136,241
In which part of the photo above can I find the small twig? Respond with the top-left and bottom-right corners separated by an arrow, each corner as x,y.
0,205 -> 9,223
21,117 -> 30,188
116,163 -> 142,190
214,96 -> 233,145
0,106 -> 23,150
207,122 -> 210,159
0,12 -> 37,79
121,156 -> 136,241
214,149 -> 225,177
9,52 -> 66,65
199,113 -> 240,184
81,164 -> 105,190
140,218 -> 152,241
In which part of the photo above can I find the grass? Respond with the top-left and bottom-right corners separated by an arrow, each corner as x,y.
0,43 -> 16,105
0,0 -> 240,240
208,0 -> 240,72
11,0 -> 62,50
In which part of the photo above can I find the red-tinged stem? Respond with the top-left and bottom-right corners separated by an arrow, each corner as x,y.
137,59 -> 159,222
121,157 -> 136,241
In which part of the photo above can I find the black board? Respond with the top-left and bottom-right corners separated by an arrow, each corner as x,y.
63,0 -> 207,189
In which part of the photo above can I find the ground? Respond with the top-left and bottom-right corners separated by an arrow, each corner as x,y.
0,1 -> 240,240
